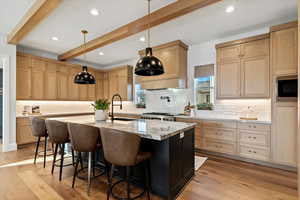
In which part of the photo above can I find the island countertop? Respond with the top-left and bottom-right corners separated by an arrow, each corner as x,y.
48,115 -> 196,141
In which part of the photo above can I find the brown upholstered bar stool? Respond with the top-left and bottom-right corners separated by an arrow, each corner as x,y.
100,127 -> 151,200
45,119 -> 74,181
31,117 -> 48,168
68,123 -> 106,195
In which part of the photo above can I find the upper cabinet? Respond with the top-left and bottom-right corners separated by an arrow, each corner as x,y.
271,22 -> 298,76
136,40 -> 188,89
108,66 -> 133,101
16,52 -> 133,101
216,34 -> 270,99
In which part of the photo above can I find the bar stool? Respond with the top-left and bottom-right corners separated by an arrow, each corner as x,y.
100,127 -> 152,200
31,117 -> 48,168
45,119 -> 74,181
68,123 -> 106,195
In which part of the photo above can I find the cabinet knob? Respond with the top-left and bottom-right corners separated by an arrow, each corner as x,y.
248,150 -> 252,153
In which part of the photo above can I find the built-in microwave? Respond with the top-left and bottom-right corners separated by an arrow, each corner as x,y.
277,76 -> 298,102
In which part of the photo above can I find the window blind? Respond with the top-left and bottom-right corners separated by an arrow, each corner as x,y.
194,64 -> 214,78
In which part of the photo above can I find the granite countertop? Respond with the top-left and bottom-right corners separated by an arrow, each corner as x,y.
16,112 -> 94,118
48,115 -> 196,141
113,112 -> 271,124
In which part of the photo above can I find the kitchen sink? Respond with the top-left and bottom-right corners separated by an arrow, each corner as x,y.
112,117 -> 137,121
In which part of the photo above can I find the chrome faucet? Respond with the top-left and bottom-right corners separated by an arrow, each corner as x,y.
111,94 -> 122,121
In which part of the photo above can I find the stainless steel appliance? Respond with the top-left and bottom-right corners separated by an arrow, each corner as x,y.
141,112 -> 176,121
276,75 -> 298,102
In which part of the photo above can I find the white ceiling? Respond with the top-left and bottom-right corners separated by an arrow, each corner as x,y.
1,0 -> 298,67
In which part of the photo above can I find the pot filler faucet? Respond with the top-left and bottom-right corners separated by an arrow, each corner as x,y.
111,94 -> 123,121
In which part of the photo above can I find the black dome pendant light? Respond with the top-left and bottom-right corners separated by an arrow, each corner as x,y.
74,30 -> 96,84
135,0 -> 164,76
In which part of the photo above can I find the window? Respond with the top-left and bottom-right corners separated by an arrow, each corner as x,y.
135,84 -> 146,108
194,64 -> 214,109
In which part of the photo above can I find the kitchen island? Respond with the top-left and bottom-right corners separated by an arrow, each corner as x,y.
49,115 -> 196,200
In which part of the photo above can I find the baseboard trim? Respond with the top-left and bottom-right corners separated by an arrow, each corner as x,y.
197,149 -> 297,172
3,143 -> 17,152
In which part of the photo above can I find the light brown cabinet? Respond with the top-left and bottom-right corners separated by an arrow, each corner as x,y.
57,65 -> 69,100
271,26 -> 298,76
16,118 -> 35,145
108,66 -> 133,100
272,105 -> 297,166
136,40 -> 187,89
16,54 -> 31,100
44,62 -> 57,100
16,52 -> 133,102
216,35 -> 270,98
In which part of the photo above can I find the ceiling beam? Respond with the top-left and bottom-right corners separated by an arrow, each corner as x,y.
7,0 -> 62,45
58,0 -> 222,61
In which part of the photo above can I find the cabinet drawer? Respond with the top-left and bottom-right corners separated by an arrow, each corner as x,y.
202,120 -> 236,129
238,122 -> 270,131
203,128 -> 236,142
202,139 -> 236,155
239,130 -> 269,147
17,117 -> 32,126
239,145 -> 270,161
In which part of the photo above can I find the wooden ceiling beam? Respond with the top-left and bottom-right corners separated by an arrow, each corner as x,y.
58,0 -> 222,61
7,0 -> 62,45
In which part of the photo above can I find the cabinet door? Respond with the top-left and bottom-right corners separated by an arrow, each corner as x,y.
79,85 -> 88,101
273,105 -> 297,166
31,58 -> 45,99
118,76 -> 129,100
217,45 -> 241,63
69,67 -> 80,100
16,55 -> 31,99
44,62 -> 57,100
271,27 -> 298,75
217,60 -> 241,98
241,38 -> 269,59
96,79 -> 104,100
109,71 -> 118,98
242,56 -> 269,97
57,66 -> 69,100
103,79 -> 109,99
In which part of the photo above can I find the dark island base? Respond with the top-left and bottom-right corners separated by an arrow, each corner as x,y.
90,128 -> 195,200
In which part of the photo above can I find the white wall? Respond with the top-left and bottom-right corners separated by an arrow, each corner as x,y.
0,34 -> 17,152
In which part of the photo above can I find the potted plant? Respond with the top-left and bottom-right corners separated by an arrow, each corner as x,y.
92,99 -> 110,121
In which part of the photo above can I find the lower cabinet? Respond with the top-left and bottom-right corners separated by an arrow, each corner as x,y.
272,104 -> 297,167
16,118 -> 35,145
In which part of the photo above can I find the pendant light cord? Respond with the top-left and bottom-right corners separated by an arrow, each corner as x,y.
147,0 -> 151,48
82,30 -> 88,61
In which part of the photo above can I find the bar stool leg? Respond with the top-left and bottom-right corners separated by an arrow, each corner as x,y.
126,166 -> 131,199
34,136 -> 41,164
59,143 -> 65,181
87,152 -> 92,195
52,144 -> 58,174
71,148 -> 75,166
107,164 -> 115,200
72,153 -> 80,188
78,152 -> 84,170
43,136 -> 48,168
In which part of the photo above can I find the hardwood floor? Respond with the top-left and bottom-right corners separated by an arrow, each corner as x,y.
0,144 -> 297,200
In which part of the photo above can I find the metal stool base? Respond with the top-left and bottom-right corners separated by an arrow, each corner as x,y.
110,179 -> 146,200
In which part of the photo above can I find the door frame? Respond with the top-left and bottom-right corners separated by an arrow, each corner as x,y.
1,55 -> 16,152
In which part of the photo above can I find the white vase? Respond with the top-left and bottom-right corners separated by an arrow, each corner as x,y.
95,110 -> 107,121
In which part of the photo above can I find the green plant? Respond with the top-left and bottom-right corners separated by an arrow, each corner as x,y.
197,103 -> 213,110
91,99 -> 110,111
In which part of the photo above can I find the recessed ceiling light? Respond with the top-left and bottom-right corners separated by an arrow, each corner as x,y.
90,8 -> 99,16
226,5 -> 235,13
51,36 -> 59,41
99,52 -> 104,56
139,36 -> 146,42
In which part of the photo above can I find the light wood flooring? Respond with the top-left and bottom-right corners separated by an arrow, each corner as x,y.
0,144 -> 297,200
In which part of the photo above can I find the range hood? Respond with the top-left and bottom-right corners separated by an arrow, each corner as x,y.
140,78 -> 186,90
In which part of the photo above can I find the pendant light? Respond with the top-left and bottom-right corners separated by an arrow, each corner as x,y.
74,30 -> 96,84
135,0 -> 164,76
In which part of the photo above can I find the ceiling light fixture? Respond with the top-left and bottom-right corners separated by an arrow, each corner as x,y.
99,52 -> 104,56
90,8 -> 99,16
226,5 -> 235,13
51,36 -> 59,41
139,36 -> 146,42
74,30 -> 96,85
135,0 -> 164,76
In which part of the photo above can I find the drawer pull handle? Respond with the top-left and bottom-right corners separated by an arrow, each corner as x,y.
248,150 -> 252,153
248,136 -> 257,139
